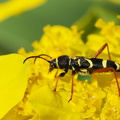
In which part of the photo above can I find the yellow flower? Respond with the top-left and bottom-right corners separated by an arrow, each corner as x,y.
0,0 -> 46,22
18,25 -> 105,120
2,21 -> 120,119
18,24 -> 120,120
17,25 -> 89,120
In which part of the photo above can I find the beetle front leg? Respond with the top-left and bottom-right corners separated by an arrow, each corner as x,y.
53,69 -> 68,91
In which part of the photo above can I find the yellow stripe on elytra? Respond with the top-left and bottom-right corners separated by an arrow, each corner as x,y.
85,58 -> 93,68
69,57 -> 71,66
72,66 -> 75,70
115,62 -> 120,70
77,59 -> 81,66
56,58 -> 59,68
102,60 -> 107,68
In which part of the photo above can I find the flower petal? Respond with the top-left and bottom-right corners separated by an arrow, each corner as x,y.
0,54 -> 29,119
29,85 -> 64,120
0,0 -> 46,22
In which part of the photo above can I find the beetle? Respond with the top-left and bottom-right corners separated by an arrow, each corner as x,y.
23,43 -> 120,101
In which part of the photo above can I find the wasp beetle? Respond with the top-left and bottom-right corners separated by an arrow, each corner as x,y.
23,43 -> 120,101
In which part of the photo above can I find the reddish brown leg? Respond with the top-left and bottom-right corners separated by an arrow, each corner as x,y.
53,76 -> 60,91
53,69 -> 68,92
50,70 -> 59,91
48,70 -> 59,92
68,74 -> 75,102
54,69 -> 58,78
91,67 -> 120,97
94,43 -> 111,60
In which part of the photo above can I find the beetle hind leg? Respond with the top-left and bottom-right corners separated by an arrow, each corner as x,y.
91,67 -> 120,97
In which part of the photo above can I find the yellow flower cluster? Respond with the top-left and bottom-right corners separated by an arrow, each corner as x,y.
1,19 -> 120,120
86,18 -> 120,63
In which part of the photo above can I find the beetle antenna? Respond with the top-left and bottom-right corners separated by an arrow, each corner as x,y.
23,54 -> 51,64
37,54 -> 52,59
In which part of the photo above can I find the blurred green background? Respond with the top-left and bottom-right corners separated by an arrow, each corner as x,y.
0,0 -> 120,55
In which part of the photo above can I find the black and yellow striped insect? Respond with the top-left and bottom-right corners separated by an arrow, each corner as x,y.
23,43 -> 120,101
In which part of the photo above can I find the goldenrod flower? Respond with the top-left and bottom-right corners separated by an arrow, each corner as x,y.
0,0 -> 46,22
1,20 -> 120,119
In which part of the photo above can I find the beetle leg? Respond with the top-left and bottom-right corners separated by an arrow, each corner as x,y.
53,69 -> 68,91
94,43 -> 111,60
91,67 -> 120,97
68,70 -> 76,102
